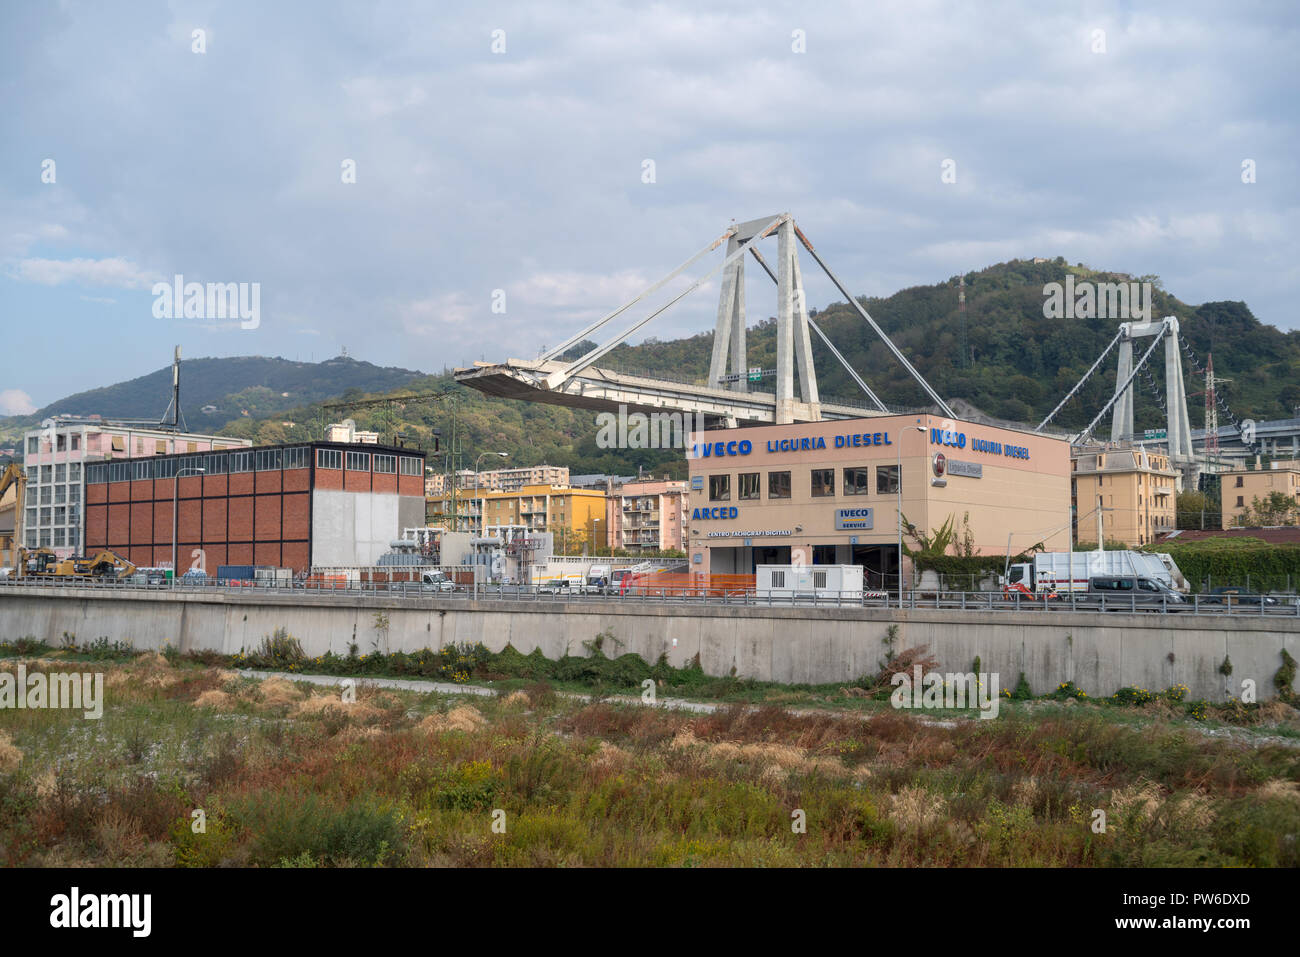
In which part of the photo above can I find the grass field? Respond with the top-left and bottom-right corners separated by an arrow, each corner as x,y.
2,639 -> 1299,868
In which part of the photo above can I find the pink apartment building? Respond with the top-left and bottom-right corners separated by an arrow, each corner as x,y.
22,416 -> 251,557
605,478 -> 690,553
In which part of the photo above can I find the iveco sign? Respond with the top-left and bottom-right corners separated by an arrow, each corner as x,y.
690,440 -> 752,458
834,508 -> 874,530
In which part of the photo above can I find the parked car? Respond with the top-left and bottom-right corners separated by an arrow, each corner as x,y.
1075,575 -> 1185,611
1201,586 -> 1279,607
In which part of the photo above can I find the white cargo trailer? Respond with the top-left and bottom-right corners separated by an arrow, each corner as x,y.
756,564 -> 864,601
1003,550 -> 1184,596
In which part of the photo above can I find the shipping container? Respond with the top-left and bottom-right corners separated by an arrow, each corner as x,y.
756,564 -> 863,601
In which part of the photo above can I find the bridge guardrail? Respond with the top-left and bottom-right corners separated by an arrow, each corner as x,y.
2,577 -> 1299,617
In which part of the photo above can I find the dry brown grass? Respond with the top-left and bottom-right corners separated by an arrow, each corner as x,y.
258,676 -> 304,707
418,705 -> 487,733
0,731 -> 22,771
194,689 -> 235,711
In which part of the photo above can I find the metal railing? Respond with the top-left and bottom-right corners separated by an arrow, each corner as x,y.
2,577 -> 1299,617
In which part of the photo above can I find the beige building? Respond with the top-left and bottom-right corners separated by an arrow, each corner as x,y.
1221,460 -> 1300,527
425,464 -> 569,495
605,478 -> 689,553
687,414 -> 1071,587
1071,445 -> 1178,546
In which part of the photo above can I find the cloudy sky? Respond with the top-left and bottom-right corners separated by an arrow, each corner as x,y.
1,0 -> 1296,412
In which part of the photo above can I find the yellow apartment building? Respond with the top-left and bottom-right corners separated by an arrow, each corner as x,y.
428,483 -> 607,550
1221,461 -> 1300,527
1071,445 -> 1178,546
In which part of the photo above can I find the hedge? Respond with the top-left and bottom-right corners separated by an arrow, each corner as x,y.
1143,540 -> 1300,594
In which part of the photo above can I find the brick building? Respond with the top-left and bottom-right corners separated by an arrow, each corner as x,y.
83,442 -> 426,574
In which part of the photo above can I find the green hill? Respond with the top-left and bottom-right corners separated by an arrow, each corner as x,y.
0,355 -> 424,442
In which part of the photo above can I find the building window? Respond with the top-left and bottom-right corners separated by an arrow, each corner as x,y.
187,442 -> 197,453
26,436 -> 38,455
346,451 -> 370,472
156,440 -> 168,454
56,434 -> 66,452
811,469 -> 835,497
877,464 -> 900,494
256,449 -> 282,471
40,507 -> 51,526
68,484 -> 79,503
54,485 -> 66,504
108,462 -> 130,483
1236,496 -> 1244,507
25,508 -> 36,529
68,463 -> 80,482
54,464 -> 66,483
844,467 -> 870,495
40,466 -> 51,483
71,435 -> 80,451
86,463 -> 107,484
229,451 -> 253,473
1235,476 -> 1243,488
54,506 -> 65,525
373,454 -> 397,474
317,449 -> 342,470
738,472 -> 760,500
768,471 -> 792,499
111,436 -> 124,452
155,457 -> 176,479
400,456 -> 422,476
205,452 -> 228,475
39,529 -> 50,548
133,460 -> 152,480
709,474 -> 730,501
283,447 -> 309,470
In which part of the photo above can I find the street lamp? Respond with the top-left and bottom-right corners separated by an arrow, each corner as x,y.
473,452 -> 508,598
172,466 -> 205,584
897,424 -> 928,610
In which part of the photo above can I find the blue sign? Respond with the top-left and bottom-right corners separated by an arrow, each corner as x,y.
690,475 -> 704,490
931,428 -> 1030,461
835,507 -> 874,530
692,506 -> 739,520
691,440 -> 752,458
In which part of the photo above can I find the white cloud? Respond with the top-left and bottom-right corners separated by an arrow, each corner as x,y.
0,389 -> 36,416
11,256 -> 157,289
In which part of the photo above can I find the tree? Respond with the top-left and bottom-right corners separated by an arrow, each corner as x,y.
1235,492 -> 1299,527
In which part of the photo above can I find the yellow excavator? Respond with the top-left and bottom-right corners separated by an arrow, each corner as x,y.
1,463 -> 27,577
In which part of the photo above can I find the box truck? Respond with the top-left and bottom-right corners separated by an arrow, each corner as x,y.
1002,551 -> 1184,598
756,564 -> 864,601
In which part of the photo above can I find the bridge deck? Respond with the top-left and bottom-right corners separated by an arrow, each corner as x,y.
454,359 -> 885,425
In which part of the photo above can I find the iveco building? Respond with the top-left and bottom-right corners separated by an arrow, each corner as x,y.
686,415 -> 1072,586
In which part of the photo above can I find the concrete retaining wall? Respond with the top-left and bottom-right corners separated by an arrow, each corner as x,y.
2,587 -> 1297,701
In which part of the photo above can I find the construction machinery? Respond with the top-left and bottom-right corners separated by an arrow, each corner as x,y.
16,547 -> 137,581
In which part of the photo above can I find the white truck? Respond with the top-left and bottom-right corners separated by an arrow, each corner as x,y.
1002,550 -> 1185,598
756,564 -> 864,602
584,563 -> 612,595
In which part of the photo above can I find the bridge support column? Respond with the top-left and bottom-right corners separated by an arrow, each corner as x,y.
1111,336 -> 1134,443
